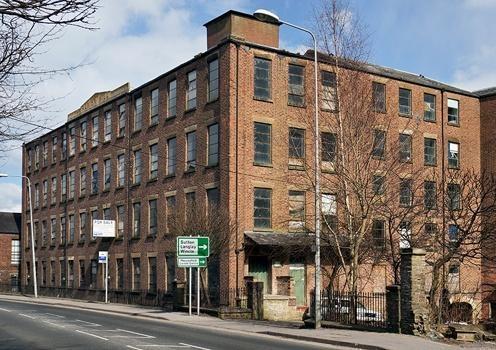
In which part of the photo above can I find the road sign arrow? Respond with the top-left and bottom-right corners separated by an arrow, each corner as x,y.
199,244 -> 207,250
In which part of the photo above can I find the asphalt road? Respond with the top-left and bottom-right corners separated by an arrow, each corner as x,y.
0,299 -> 339,350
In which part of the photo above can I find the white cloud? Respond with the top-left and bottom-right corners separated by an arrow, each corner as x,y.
451,45 -> 496,91
0,182 -> 22,212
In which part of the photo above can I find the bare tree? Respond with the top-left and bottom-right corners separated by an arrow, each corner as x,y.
0,0 -> 99,146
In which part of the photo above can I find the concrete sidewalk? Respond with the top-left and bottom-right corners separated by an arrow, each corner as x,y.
0,293 -> 493,350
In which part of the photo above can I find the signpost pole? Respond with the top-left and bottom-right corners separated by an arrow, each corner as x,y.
105,257 -> 108,304
197,267 -> 200,316
188,267 -> 192,316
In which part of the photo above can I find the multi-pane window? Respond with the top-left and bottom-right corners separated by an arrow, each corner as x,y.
322,193 -> 337,232
149,199 -> 158,237
104,110 -> 112,142
399,179 -> 412,207
448,224 -> 459,243
90,210 -> 98,240
148,257 -> 157,293
116,258 -> 124,290
61,132 -> 67,159
133,202 -> 141,238
68,171 -> 75,199
134,96 -> 143,131
42,180 -> 48,206
399,221 -> 412,249
424,138 -> 437,166
186,70 -> 197,110
103,207 -> 111,220
448,99 -> 459,124
90,260 -> 97,288
68,260 -> 74,288
91,163 -> 98,194
254,188 -> 271,229
288,190 -> 305,232
399,133 -> 412,162
79,260 -> 85,288
150,88 -> 159,125
61,174 -> 67,201
372,175 -> 385,195
78,212 -> 86,242
132,258 -> 141,291
118,103 -> 126,137
254,57 -> 271,100
104,159 -> 111,190
117,154 -> 125,187
167,137 -> 176,176
149,143 -> 158,180
208,58 -> 219,102
372,130 -> 386,159
321,71 -> 337,111
206,187 -> 220,214
186,131 -> 197,171
289,128 -> 305,160
27,148 -> 32,172
185,192 -> 196,223
208,123 -> 219,166
50,261 -> 55,286
92,116 -> 99,147
117,205 -> 125,238
80,167 -> 86,196
34,145 -> 40,169
51,177 -> 57,204
448,141 -> 459,168
42,141 -> 48,166
68,214 -> 75,243
80,121 -> 87,151
372,220 -> 385,248
41,221 -> 47,246
254,122 -> 271,165
52,136 -> 57,163
288,64 -> 304,106
133,149 -> 142,184
424,93 -> 436,121
447,183 -> 461,210
372,82 -> 386,112
321,132 -> 336,163
399,88 -> 411,115
168,80 -> 177,118
69,127 -> 76,156
424,181 -> 437,210
11,240 -> 20,265
50,218 -> 56,245
165,196 -> 176,234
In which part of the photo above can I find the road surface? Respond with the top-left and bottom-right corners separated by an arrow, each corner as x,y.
0,299 -> 340,350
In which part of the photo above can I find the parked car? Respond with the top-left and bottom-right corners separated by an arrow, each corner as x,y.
322,297 -> 383,322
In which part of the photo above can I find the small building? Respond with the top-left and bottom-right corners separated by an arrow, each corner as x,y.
0,212 -> 21,291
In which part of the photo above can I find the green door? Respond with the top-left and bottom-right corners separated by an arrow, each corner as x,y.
290,263 -> 306,306
248,256 -> 269,293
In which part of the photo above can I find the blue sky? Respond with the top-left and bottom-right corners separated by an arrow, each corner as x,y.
0,0 -> 495,211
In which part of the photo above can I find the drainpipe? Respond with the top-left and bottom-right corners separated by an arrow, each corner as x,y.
234,42 -> 241,295
440,89 -> 446,324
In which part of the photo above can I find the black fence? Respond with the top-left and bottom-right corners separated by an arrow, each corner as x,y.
312,289 -> 388,329
0,282 -> 21,294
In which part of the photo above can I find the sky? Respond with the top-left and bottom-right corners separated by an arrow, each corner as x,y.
0,0 -> 495,212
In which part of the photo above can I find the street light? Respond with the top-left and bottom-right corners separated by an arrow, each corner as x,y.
0,173 -> 38,298
253,9 -> 322,328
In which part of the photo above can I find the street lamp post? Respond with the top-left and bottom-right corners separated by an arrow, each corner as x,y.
253,9 -> 322,328
0,173 -> 38,298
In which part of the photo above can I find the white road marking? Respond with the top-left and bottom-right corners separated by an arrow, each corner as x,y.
19,313 -> 36,319
135,345 -> 190,348
179,343 -> 212,350
110,328 -> 155,338
74,319 -> 101,327
43,320 -> 65,328
75,329 -> 109,340
126,346 -> 143,350
44,313 -> 65,318
0,307 -> 11,312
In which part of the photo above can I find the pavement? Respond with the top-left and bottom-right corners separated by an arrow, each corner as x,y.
0,293 -> 494,350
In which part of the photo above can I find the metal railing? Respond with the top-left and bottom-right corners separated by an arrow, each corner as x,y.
312,289 -> 388,329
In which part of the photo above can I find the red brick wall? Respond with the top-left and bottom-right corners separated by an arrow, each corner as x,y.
0,233 -> 20,285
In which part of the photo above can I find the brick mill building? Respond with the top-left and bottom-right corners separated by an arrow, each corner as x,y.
0,212 -> 21,290
20,10 -> 495,320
